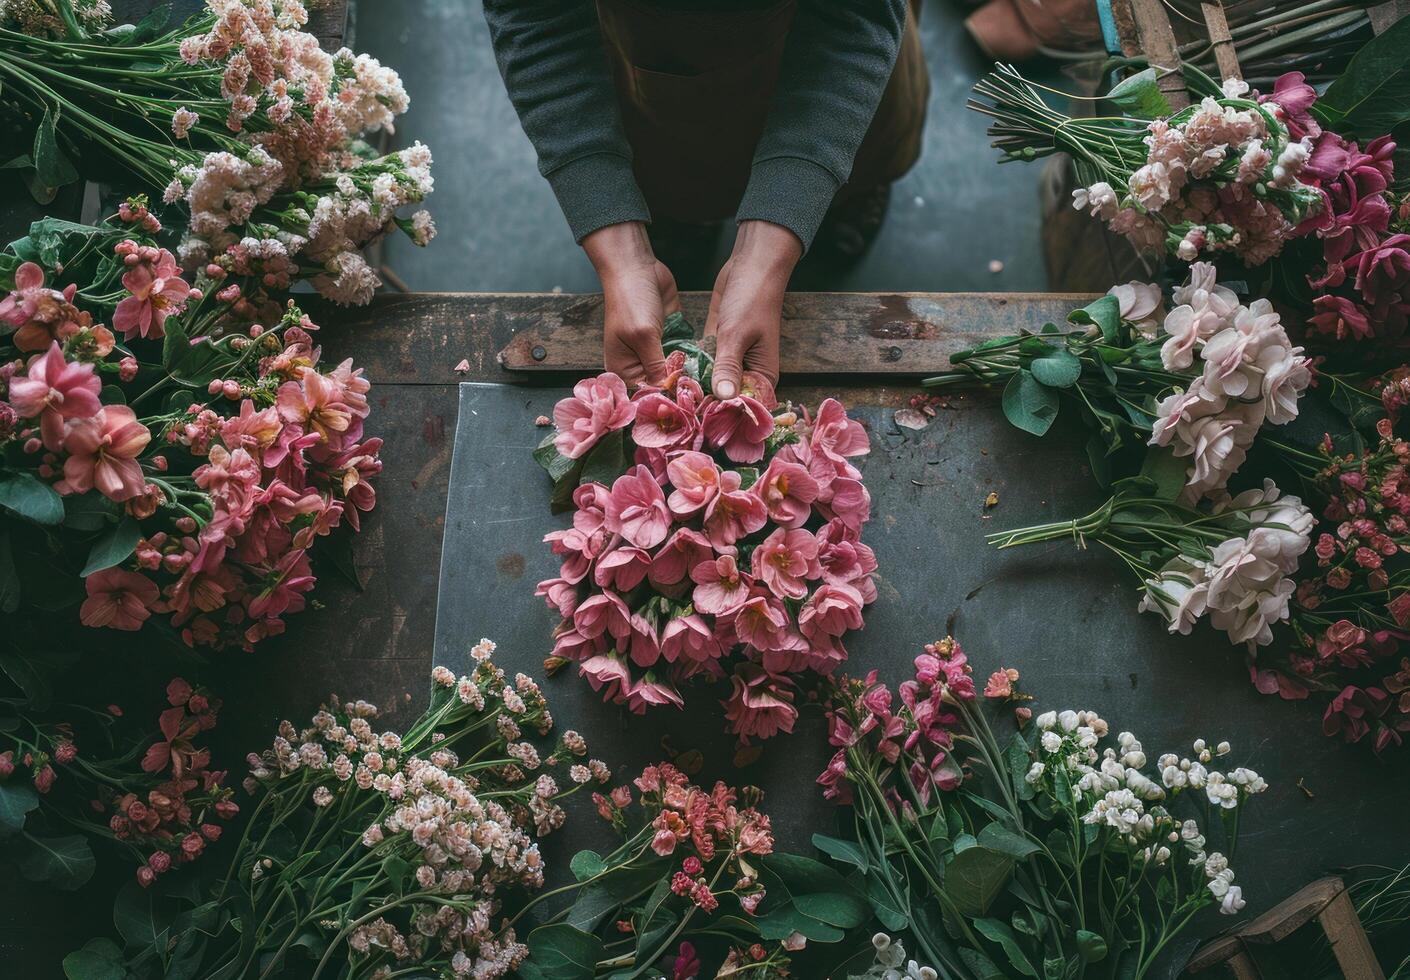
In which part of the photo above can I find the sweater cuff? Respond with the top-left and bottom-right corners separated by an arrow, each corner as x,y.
545,153 -> 651,243
735,157 -> 842,252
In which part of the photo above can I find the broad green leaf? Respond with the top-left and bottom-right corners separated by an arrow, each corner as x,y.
811,833 -> 868,873
1107,68 -> 1174,119
1001,371 -> 1059,437
32,107 -> 78,193
1,649 -> 51,710
864,872 -> 909,931
755,902 -> 844,943
662,311 -> 694,344
1006,731 -> 1036,801
793,891 -> 868,928
579,430 -> 628,487
64,493 -> 119,532
532,431 -> 578,483
0,782 -> 39,837
958,946 -> 1008,980
19,833 -> 95,890
522,924 -> 602,980
1077,929 -> 1109,962
82,517 -> 142,577
1318,18 -> 1410,139
974,917 -> 1038,977
942,846 -> 1014,917
0,472 -> 65,525
761,852 -> 857,896
1140,446 -> 1189,501
569,849 -> 607,881
1067,294 -> 1122,342
114,878 -> 171,950
63,937 -> 126,980
978,823 -> 1042,861
1030,349 -> 1082,389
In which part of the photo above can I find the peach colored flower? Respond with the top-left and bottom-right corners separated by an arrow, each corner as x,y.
61,406 -> 152,501
632,391 -> 697,450
81,569 -> 160,631
113,250 -> 191,340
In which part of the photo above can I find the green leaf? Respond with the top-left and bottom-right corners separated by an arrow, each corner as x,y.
19,833 -> 95,890
381,854 -> 412,894
1067,295 -> 1122,342
533,431 -> 578,483
1107,68 -> 1174,119
114,877 -> 171,950
1001,371 -> 1059,437
580,429 -> 628,487
32,107 -> 78,194
864,872 -> 909,931
63,938 -> 126,980
755,902 -> 844,943
942,847 -> 1014,917
974,917 -> 1038,977
1030,349 -> 1082,389
522,924 -> 603,980
977,823 -> 1042,861
0,529 -> 18,614
811,833 -> 868,873
762,852 -> 857,895
82,517 -> 142,577
1,649 -> 52,710
958,946 -> 1008,980
0,471 -> 65,525
1077,929 -> 1109,963
662,311 -> 694,344
64,493 -> 119,532
570,849 -> 607,882
0,783 -> 39,837
1140,446 -> 1189,501
1006,732 -> 1035,801
795,891 -> 869,928
1318,18 -> 1410,139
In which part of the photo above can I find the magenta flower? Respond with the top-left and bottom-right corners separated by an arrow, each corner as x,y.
799,582 -> 865,640
606,465 -> 672,549
61,405 -> 152,501
756,456 -> 819,527
702,469 -> 767,548
113,249 -> 191,341
80,568 -> 160,631
690,554 -> 752,616
700,394 -> 773,463
7,342 -> 102,450
665,451 -> 720,517
553,373 -> 635,459
1260,72 -> 1320,141
750,527 -> 820,600
724,665 -> 797,741
631,391 -> 697,450
661,614 -> 723,664
1350,233 -> 1410,319
1308,294 -> 1373,341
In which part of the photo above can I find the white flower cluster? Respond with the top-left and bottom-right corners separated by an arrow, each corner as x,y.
847,934 -> 938,980
1030,717 -> 1263,916
1139,479 -> 1313,645
1148,263 -> 1311,502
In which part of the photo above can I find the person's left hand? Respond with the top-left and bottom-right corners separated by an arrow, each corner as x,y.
704,220 -> 802,399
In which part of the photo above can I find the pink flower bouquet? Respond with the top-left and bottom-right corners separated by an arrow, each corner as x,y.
0,207 -> 380,652
535,315 -> 877,741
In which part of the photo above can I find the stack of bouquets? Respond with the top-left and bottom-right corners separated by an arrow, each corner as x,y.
0,0 -> 435,305
0,212 -> 381,652
533,315 -> 877,741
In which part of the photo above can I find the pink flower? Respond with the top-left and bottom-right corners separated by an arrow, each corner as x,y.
724,665 -> 797,741
579,652 -> 632,702
626,613 -> 662,667
80,569 -> 160,631
632,391 -> 697,450
665,451 -> 720,517
594,545 -> 652,592
1308,294 -> 1373,341
0,263 -> 88,352
661,614 -> 723,663
731,592 -> 803,653
809,399 -> 870,464
572,482 -> 612,535
750,527 -> 820,600
606,465 -> 672,549
7,343 -> 102,450
1260,72 -> 1320,140
553,373 -> 635,459
113,249 -> 190,340
648,527 -> 713,589
545,526 -> 605,584
798,583 -> 865,639
61,406 -> 152,501
574,591 -> 632,641
755,457 -> 819,528
816,519 -> 878,593
690,554 -> 752,615
816,476 -> 871,532
983,668 -> 1020,700
277,371 -> 354,446
700,395 -> 773,463
552,625 -> 603,662
702,470 -> 767,548
626,676 -> 684,714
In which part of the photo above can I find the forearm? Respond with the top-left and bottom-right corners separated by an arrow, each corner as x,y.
736,0 -> 907,249
483,0 -> 648,241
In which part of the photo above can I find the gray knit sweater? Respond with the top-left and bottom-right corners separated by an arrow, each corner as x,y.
482,0 -> 907,250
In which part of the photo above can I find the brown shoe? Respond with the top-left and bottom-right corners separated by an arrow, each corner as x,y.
966,0 -> 1104,61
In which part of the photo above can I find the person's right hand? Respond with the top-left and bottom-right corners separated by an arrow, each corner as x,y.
582,222 -> 680,388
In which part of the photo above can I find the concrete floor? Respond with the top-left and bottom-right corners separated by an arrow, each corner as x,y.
360,0 -> 1056,295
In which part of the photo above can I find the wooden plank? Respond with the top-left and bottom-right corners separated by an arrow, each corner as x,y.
495,292 -> 1098,374
1241,877 -> 1345,944
307,0 -> 349,50
1319,890 -> 1386,980
1123,0 -> 1190,108
1200,1 -> 1242,82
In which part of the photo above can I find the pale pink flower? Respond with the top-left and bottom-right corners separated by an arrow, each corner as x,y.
81,568 -> 160,631
277,371 -> 354,446
815,519 -> 878,593
632,391 -> 697,450
724,665 -> 797,742
536,577 -> 579,618
8,342 -> 103,451
605,465 -> 671,549
700,395 -> 773,463
626,612 -> 661,667
665,451 -> 721,516
702,470 -> 767,548
579,653 -> 632,702
553,373 -> 635,459
755,457 -> 818,527
61,406 -> 152,501
690,555 -> 752,616
625,677 -> 684,714
572,482 -> 612,535
750,527 -> 820,600
817,476 -> 870,532
113,250 -> 190,340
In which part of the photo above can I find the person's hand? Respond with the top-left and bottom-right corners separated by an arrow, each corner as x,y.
582,221 -> 680,388
704,220 -> 802,398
